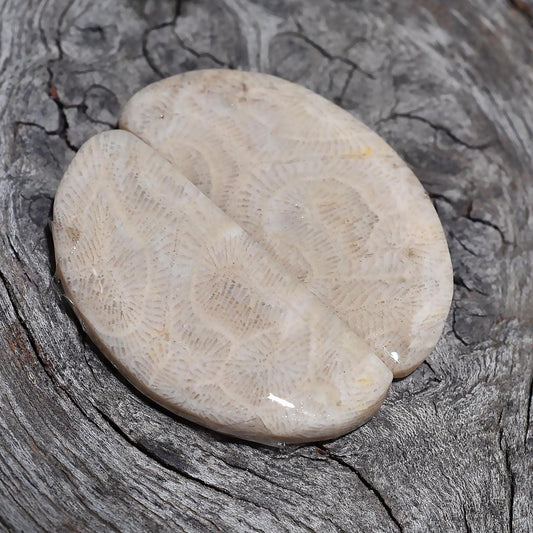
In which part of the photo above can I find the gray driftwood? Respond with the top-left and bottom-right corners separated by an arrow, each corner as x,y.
1,0 -> 532,531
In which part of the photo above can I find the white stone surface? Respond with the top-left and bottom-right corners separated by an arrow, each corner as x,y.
120,70 -> 454,376
52,130 -> 392,445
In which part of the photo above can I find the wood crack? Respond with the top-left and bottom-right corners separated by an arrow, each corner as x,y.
428,192 -> 455,208
509,0 -> 533,26
422,360 -> 442,383
526,374 -> 533,445
453,274 -> 488,297
174,34 -> 227,67
142,22 -> 171,78
277,30 -> 374,78
378,112 -> 493,151
499,431 -> 516,533
0,268 -> 101,434
317,448 -> 404,532
336,65 -> 356,107
212,457 -> 317,532
454,235 -> 480,257
463,214 -> 510,246
46,67 -> 79,152
451,306 -> 469,346
92,406 -> 284,530
461,503 -> 472,533
4,235 -> 38,289
142,0 -> 227,76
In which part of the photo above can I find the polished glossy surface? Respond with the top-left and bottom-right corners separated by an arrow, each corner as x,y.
120,70 -> 454,377
52,130 -> 392,445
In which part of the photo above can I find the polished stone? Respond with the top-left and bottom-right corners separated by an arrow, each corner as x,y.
53,130 -> 392,445
120,70 -> 453,377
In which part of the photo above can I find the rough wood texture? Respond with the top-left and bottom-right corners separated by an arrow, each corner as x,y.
0,0 -> 531,531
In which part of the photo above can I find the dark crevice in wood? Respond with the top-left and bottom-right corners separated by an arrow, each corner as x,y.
212,455 -> 323,532
54,0 -> 76,61
175,34 -> 228,67
85,115 -> 117,129
217,454 -> 308,500
142,0 -> 228,74
0,267 -> 102,436
14,120 -> 69,171
526,375 -> 533,445
454,235 -> 479,257
451,307 -> 469,346
509,0 -> 533,25
317,448 -> 403,532
79,87 -> 119,128
42,1 -> 82,153
461,503 -> 472,533
80,343 -> 99,384
74,24 -> 105,37
14,120 -> 70,171
14,120 -> 56,135
176,1 -> 227,67
335,65 -> 356,108
463,214 -> 510,246
93,405 -> 284,528
428,192 -> 455,209
499,432 -> 516,533
0,270 -> 43,366
93,406 -> 195,476
45,67 -> 79,153
76,105 -> 118,129
5,235 -> 38,289
142,24 -> 168,78
36,1 -> 51,55
412,375 -> 443,395
276,30 -> 374,78
121,429 -> 296,530
422,360 -> 442,383
63,391 -> 103,433
453,274 -> 488,297
379,112 -> 493,151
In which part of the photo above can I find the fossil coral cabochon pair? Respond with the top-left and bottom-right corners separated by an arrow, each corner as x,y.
52,70 -> 453,445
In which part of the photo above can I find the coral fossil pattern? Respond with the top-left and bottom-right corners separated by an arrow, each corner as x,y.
53,71 -> 452,444
120,70 -> 454,377
53,130 -> 392,444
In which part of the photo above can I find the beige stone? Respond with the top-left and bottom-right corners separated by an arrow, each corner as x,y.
120,70 -> 453,377
52,130 -> 392,445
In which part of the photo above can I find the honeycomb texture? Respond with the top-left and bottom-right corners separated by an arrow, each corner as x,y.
119,70 -> 454,377
52,130 -> 392,445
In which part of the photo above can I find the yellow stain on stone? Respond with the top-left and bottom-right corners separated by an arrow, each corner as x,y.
347,146 -> 372,158
152,326 -> 170,339
150,341 -> 168,359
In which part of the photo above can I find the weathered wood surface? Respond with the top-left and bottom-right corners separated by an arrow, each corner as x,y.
1,0 -> 532,531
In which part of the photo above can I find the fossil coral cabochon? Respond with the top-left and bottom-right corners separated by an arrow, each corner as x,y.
52,130 -> 392,445
119,70 -> 454,377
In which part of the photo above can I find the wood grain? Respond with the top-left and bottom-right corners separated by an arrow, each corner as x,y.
0,0 -> 531,531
